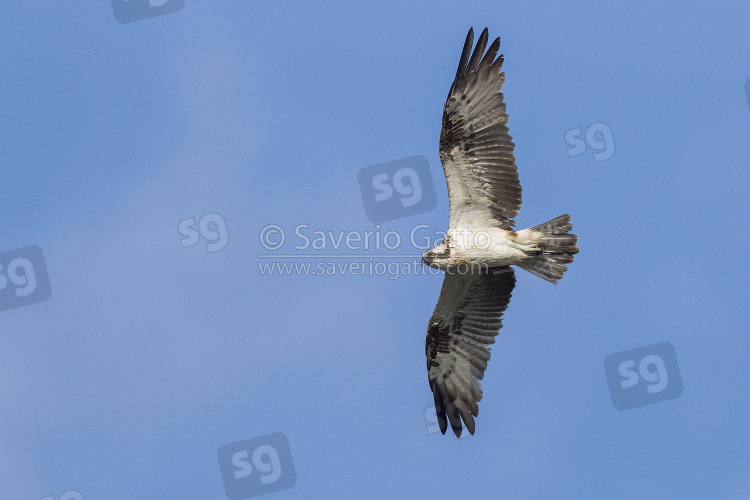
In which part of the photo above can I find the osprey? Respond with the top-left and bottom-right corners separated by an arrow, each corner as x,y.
422,28 -> 579,437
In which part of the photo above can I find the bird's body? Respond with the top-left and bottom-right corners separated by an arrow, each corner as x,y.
421,28 -> 580,437
422,227 -> 533,270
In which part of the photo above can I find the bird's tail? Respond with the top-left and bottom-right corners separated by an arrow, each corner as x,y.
517,214 -> 579,284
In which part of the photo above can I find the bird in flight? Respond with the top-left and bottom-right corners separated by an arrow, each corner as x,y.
422,28 -> 579,437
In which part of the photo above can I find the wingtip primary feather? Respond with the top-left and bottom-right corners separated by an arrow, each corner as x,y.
432,383 -> 449,434
466,28 -> 489,74
455,28 -> 474,82
455,400 -> 476,435
447,403 -> 463,438
478,37 -> 502,72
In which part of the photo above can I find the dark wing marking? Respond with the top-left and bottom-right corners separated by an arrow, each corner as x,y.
425,266 -> 516,437
439,27 -> 522,230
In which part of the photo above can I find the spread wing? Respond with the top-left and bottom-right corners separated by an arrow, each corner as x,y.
425,266 -> 516,437
439,27 -> 521,231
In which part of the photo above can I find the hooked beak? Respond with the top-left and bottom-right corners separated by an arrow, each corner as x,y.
420,256 -> 426,266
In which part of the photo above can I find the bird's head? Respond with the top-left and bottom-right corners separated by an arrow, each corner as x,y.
421,241 -> 450,269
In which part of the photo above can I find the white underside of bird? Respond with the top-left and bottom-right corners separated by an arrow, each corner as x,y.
423,226 -> 546,270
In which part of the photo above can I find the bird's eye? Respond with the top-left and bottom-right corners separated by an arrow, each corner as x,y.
429,252 -> 436,258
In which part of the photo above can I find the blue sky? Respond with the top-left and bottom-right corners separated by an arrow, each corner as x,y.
2,1 -> 750,499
